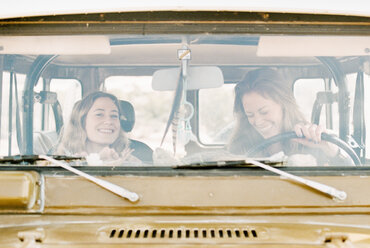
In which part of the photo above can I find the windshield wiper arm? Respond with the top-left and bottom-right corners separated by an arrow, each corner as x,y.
245,159 -> 347,201
40,155 -> 139,202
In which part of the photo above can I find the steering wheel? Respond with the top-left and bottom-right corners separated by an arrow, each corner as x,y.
246,131 -> 361,166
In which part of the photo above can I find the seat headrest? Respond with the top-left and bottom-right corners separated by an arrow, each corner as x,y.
119,100 -> 135,132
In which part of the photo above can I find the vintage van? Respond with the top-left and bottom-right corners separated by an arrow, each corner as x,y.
0,1 -> 369,247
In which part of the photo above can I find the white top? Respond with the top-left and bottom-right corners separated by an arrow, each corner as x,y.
0,0 -> 370,19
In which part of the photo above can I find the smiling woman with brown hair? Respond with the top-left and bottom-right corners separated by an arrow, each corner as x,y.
228,68 -> 344,165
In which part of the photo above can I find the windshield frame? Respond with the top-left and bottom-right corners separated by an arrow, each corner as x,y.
0,11 -> 370,169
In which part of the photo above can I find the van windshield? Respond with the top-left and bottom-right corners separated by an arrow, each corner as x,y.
0,34 -> 369,168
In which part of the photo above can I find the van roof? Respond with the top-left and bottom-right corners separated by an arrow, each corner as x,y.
1,0 -> 370,19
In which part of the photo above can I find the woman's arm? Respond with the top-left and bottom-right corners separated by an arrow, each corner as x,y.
293,123 -> 339,158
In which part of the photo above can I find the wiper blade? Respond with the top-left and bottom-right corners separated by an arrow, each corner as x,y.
175,151 -> 286,168
40,155 -> 139,202
0,155 -> 81,164
175,159 -> 283,169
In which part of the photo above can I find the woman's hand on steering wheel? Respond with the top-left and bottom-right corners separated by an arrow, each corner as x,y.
293,123 -> 339,158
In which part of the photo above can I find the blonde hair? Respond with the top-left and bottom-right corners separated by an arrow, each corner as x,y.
56,91 -> 129,155
228,68 -> 306,155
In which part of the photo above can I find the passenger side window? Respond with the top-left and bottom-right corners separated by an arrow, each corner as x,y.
50,79 -> 81,127
33,79 -> 82,132
0,72 -> 29,155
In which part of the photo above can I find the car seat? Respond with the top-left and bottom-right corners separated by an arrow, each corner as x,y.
119,100 -> 153,163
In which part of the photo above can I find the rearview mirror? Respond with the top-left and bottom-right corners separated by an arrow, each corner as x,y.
152,66 -> 224,91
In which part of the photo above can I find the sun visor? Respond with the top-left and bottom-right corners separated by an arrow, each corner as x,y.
0,36 -> 111,55
152,66 -> 224,91
257,36 -> 370,57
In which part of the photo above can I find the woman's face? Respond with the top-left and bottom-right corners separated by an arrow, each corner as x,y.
85,97 -> 120,147
242,92 -> 283,139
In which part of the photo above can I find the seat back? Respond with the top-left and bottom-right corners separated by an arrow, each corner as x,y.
119,100 -> 153,162
119,100 -> 135,132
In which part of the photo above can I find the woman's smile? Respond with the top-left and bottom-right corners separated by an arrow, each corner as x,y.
242,92 -> 283,139
97,128 -> 115,133
85,97 -> 120,149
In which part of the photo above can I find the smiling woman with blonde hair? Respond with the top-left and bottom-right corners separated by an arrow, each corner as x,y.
55,91 -> 135,161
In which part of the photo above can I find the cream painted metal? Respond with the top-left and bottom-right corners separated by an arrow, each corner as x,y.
0,0 -> 370,19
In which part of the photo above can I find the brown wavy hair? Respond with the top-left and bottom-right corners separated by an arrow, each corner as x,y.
228,68 -> 306,155
56,91 -> 129,155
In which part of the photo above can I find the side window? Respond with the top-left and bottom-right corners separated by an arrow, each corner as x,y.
33,79 -> 82,132
49,79 -> 81,127
199,84 -> 235,144
294,78 -> 339,133
365,73 -> 370,157
0,72 -> 29,155
294,74 -> 370,158
346,73 -> 370,157
0,72 -> 48,155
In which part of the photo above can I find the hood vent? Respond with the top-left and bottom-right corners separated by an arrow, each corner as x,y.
109,228 -> 258,240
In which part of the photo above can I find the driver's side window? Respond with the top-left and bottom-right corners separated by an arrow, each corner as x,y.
293,78 -> 339,133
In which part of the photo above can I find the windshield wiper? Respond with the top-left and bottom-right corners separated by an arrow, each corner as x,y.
245,159 -> 347,201
0,154 -> 81,164
176,158 -> 347,201
40,155 -> 139,202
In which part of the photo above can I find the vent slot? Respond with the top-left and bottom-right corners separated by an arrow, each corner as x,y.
186,229 -> 190,238
143,230 -> 149,238
218,229 -> 223,238
109,229 -> 116,238
251,229 -> 258,238
109,228 -> 259,240
126,230 -> 132,238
